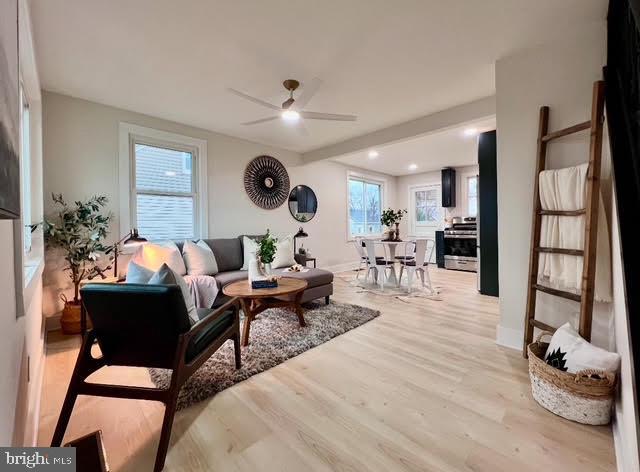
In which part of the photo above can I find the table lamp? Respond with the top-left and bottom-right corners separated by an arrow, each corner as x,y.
113,228 -> 147,277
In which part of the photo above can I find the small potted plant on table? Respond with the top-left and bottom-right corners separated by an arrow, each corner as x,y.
44,194 -> 113,334
380,208 -> 408,241
257,230 -> 278,275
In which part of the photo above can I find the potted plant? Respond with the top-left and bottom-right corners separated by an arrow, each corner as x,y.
44,194 -> 113,334
380,208 -> 407,241
257,230 -> 278,275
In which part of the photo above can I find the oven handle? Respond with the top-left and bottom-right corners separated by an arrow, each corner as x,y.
444,234 -> 477,239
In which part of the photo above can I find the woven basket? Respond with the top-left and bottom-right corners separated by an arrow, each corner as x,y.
527,332 -> 617,425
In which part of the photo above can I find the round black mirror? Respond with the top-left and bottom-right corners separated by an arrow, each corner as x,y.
288,185 -> 318,222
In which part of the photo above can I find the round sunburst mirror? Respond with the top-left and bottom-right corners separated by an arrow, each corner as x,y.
244,155 -> 290,209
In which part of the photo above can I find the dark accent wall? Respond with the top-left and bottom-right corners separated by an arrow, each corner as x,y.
478,130 -> 499,296
606,0 -> 640,452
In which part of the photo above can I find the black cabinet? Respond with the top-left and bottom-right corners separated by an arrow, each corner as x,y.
441,168 -> 456,207
435,230 -> 445,268
478,130 -> 499,297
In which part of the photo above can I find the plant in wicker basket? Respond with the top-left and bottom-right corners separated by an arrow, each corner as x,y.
44,193 -> 113,334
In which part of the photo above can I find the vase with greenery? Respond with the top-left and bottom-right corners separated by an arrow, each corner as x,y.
257,230 -> 278,275
44,194 -> 113,334
380,208 -> 407,240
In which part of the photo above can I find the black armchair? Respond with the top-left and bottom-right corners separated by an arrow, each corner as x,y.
50,283 -> 241,472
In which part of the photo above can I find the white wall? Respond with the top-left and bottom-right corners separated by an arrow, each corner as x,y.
494,25 -> 610,349
495,22 -> 639,472
41,92 -> 396,317
0,0 -> 45,446
395,164 -> 479,236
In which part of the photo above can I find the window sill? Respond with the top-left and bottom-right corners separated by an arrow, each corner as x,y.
23,256 -> 44,309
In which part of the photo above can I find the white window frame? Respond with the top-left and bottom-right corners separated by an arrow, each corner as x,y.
346,171 -> 386,240
118,123 -> 208,240
466,174 -> 479,218
408,183 -> 443,236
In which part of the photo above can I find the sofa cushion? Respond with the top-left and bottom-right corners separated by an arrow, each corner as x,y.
183,240 -> 219,275
213,270 -> 248,289
272,268 -> 334,289
201,238 -> 243,272
185,308 -> 235,363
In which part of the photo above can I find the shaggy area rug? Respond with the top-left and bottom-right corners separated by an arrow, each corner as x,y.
149,300 -> 380,410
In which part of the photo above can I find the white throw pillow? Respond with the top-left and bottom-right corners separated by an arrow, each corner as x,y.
183,240 -> 218,275
241,236 -> 260,270
544,323 -> 621,374
125,260 -> 154,283
131,241 -> 187,275
148,263 -> 198,324
272,235 -> 296,269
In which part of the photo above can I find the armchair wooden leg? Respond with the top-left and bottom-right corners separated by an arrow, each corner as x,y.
51,332 -> 96,447
325,295 -> 330,305
154,385 -> 180,472
50,382 -> 79,446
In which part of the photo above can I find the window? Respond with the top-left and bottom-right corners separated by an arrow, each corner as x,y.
348,177 -> 383,237
120,123 -> 208,242
410,184 -> 442,235
467,175 -> 478,217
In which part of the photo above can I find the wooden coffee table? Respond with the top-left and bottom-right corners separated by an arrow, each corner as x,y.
223,277 -> 308,346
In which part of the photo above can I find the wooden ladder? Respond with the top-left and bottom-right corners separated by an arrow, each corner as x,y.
522,80 -> 605,358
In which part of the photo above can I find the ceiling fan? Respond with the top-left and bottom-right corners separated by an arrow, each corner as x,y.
228,78 -> 357,128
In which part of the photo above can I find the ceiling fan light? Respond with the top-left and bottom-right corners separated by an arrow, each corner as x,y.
281,110 -> 300,122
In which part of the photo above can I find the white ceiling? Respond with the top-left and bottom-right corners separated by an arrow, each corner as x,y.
333,118 -> 496,176
29,0 -> 606,153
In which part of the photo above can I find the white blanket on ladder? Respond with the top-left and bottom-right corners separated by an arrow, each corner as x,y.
537,163 -> 611,302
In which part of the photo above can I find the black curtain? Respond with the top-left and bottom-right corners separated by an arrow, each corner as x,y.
605,0 -> 640,450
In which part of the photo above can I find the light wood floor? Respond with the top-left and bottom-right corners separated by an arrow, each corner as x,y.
38,268 -> 615,471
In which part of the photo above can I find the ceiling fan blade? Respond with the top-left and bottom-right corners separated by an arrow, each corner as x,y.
301,111 -> 357,121
228,88 -> 281,111
241,116 -> 280,126
292,77 -> 322,110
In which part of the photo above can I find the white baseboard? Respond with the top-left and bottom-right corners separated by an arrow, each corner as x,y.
495,324 -> 522,351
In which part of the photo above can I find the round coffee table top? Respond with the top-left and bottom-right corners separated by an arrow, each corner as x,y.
222,277 -> 308,299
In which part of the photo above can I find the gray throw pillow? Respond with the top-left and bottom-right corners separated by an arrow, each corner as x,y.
148,263 -> 198,324
125,260 -> 155,283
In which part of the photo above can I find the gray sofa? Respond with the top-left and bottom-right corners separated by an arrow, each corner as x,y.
175,236 -> 334,307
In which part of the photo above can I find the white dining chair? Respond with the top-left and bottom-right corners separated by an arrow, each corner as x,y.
352,237 -> 367,279
353,237 -> 383,280
363,240 -> 396,289
398,239 -> 435,293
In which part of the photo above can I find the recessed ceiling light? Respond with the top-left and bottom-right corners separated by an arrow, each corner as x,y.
463,127 -> 479,137
281,110 -> 300,122
408,163 -> 418,171
368,150 -> 379,159
164,171 -> 176,177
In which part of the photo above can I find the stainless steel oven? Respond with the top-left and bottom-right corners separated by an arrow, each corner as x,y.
444,222 -> 477,272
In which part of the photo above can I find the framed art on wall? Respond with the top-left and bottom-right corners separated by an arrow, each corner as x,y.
0,0 -> 20,219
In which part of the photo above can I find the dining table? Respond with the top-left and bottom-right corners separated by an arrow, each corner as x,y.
375,239 -> 414,286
